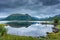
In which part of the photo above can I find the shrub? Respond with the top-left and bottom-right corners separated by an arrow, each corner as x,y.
0,24 -> 7,36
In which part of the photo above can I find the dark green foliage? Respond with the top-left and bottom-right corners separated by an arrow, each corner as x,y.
54,17 -> 59,24
53,17 -> 59,27
4,14 -> 32,21
4,14 -> 39,21
0,24 -> 7,36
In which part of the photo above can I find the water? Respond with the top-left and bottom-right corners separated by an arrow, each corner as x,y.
0,21 -> 54,37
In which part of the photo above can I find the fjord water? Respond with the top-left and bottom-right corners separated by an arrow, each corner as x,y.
0,21 -> 54,37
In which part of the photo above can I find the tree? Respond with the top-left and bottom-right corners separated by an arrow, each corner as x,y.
54,17 -> 59,27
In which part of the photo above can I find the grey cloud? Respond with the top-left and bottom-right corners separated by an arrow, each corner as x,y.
0,0 -> 60,8
40,0 -> 60,5
0,0 -> 60,18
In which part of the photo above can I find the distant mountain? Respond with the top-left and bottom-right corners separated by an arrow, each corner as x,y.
3,14 -> 40,21
2,14 -> 60,21
41,14 -> 60,21
0,18 -> 5,21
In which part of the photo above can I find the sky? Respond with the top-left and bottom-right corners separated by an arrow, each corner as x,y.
0,0 -> 60,18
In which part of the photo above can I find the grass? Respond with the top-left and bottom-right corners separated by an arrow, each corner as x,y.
46,32 -> 60,40
0,34 -> 39,40
56,25 -> 60,29
39,32 -> 60,40
1,32 -> 60,40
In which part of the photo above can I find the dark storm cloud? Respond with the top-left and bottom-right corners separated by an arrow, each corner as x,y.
40,0 -> 60,5
0,0 -> 60,8
0,0 -> 60,18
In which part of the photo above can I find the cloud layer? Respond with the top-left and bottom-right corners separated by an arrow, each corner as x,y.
0,0 -> 60,18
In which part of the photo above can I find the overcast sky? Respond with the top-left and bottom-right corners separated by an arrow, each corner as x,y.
0,0 -> 60,18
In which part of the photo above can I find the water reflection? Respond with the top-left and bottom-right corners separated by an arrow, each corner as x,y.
6,22 -> 36,28
6,22 -> 54,37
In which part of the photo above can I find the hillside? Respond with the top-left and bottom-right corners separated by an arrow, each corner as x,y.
2,14 -> 60,21
3,14 -> 39,21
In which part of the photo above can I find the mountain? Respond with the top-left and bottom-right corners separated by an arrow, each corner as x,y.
3,14 -> 60,21
0,18 -> 5,21
48,14 -> 60,20
3,14 -> 40,21
41,14 -> 60,21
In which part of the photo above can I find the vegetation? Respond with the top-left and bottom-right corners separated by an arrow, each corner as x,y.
54,17 -> 59,24
53,17 -> 59,27
1,35 -> 39,40
0,24 -> 7,36
3,14 -> 40,21
37,32 -> 60,40
56,25 -> 60,29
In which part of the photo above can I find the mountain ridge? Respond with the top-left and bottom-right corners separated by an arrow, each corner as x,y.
2,14 -> 40,21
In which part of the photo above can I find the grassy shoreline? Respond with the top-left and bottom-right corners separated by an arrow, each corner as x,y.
1,34 -> 39,40
1,32 -> 60,40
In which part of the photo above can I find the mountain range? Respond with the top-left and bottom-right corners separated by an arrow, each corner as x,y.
0,14 -> 60,21
41,14 -> 60,21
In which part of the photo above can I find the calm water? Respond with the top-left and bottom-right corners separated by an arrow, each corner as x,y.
0,21 -> 54,37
